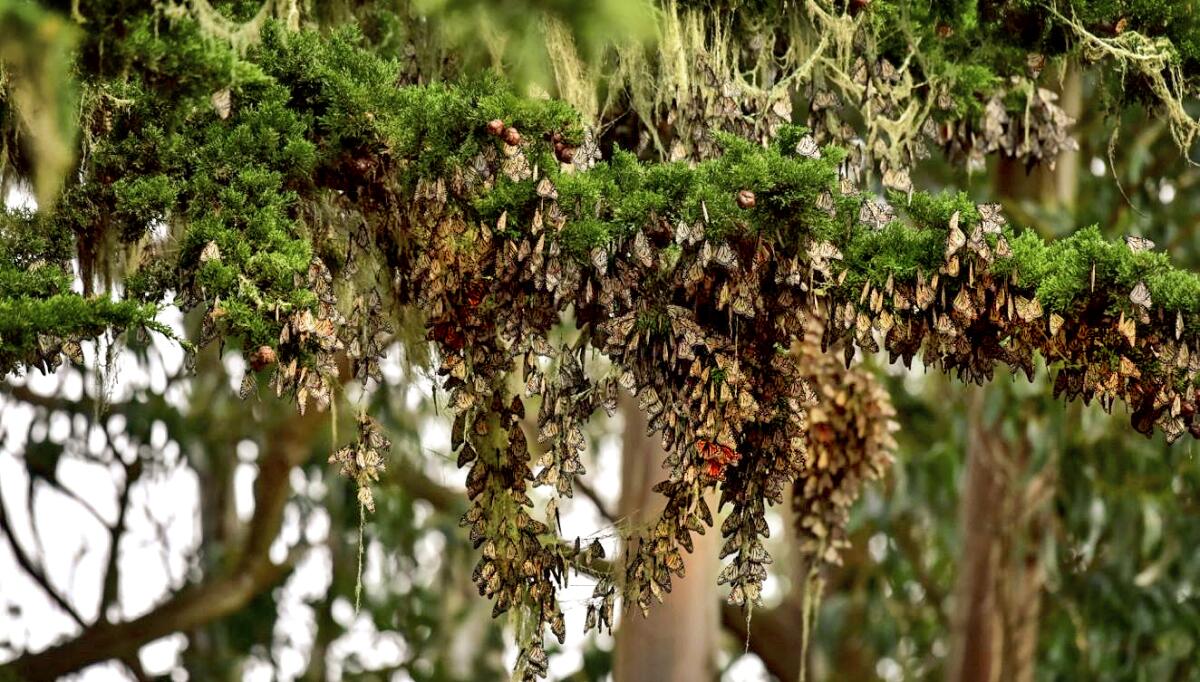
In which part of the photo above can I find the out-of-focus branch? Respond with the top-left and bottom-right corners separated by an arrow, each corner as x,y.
1,384 -> 74,412
573,477 -> 615,523
99,459 -> 142,619
0,482 -> 87,629
720,600 -> 803,682
389,456 -> 463,513
0,393 -> 326,681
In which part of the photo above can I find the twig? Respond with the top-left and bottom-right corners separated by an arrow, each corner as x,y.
573,477 -> 617,523
0,483 -> 88,629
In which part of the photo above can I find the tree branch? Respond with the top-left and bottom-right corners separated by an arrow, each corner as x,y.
0,395 -> 326,681
573,477 -> 616,523
0,480 -> 87,630
99,459 -> 141,620
720,600 -> 804,682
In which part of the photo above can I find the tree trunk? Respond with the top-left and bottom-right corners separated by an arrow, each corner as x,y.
947,65 -> 1080,682
613,393 -> 721,682
946,387 -> 1007,682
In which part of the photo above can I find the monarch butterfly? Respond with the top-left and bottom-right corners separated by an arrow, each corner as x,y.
796,134 -> 822,159
1015,296 -> 1043,322
975,204 -> 1003,235
1125,235 -> 1155,253
1117,312 -> 1137,347
1130,281 -> 1152,309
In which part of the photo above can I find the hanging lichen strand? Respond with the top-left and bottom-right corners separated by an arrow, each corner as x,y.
6,6 -> 1200,677
0,209 -> 163,374
539,0 -> 1200,186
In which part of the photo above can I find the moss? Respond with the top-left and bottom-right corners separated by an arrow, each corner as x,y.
842,224 -> 945,290
635,308 -> 670,335
8,4 -> 1200,388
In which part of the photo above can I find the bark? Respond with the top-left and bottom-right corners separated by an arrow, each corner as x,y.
947,386 -> 1056,682
720,600 -> 803,681
946,387 -> 1007,682
613,392 -> 721,682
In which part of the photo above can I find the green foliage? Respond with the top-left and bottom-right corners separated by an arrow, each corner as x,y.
6,6 -> 1200,376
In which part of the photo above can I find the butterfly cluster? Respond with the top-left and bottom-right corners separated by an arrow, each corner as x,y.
792,315 -> 897,570
329,413 -> 390,512
314,109 -> 1200,677
121,59 -> 1200,678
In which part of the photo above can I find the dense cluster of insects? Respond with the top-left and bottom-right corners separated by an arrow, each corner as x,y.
792,315 -> 897,570
329,412 -> 391,512
6,8 -> 1200,678
295,117 -> 1200,676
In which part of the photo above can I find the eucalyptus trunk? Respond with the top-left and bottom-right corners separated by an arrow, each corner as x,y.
614,393 -> 721,681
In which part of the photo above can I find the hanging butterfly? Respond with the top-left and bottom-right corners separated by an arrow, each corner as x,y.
1129,281 -> 1152,309
882,166 -> 912,194
1015,296 -> 1043,322
1049,313 -> 1064,337
978,203 -> 1005,235
995,235 -> 1013,260
536,177 -> 558,200
815,190 -> 835,216
809,240 -> 843,276
632,231 -> 654,268
945,211 -> 966,260
1119,355 -> 1141,378
859,198 -> 895,229
813,89 -> 840,110
953,288 -> 976,321
199,241 -> 221,263
1117,312 -> 1137,346
1124,235 -> 1155,253
875,58 -> 899,82
707,243 -> 736,271
590,246 -> 608,276
675,219 -> 703,246
795,135 -> 822,159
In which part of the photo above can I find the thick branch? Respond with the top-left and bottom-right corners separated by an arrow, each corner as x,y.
721,600 -> 804,682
